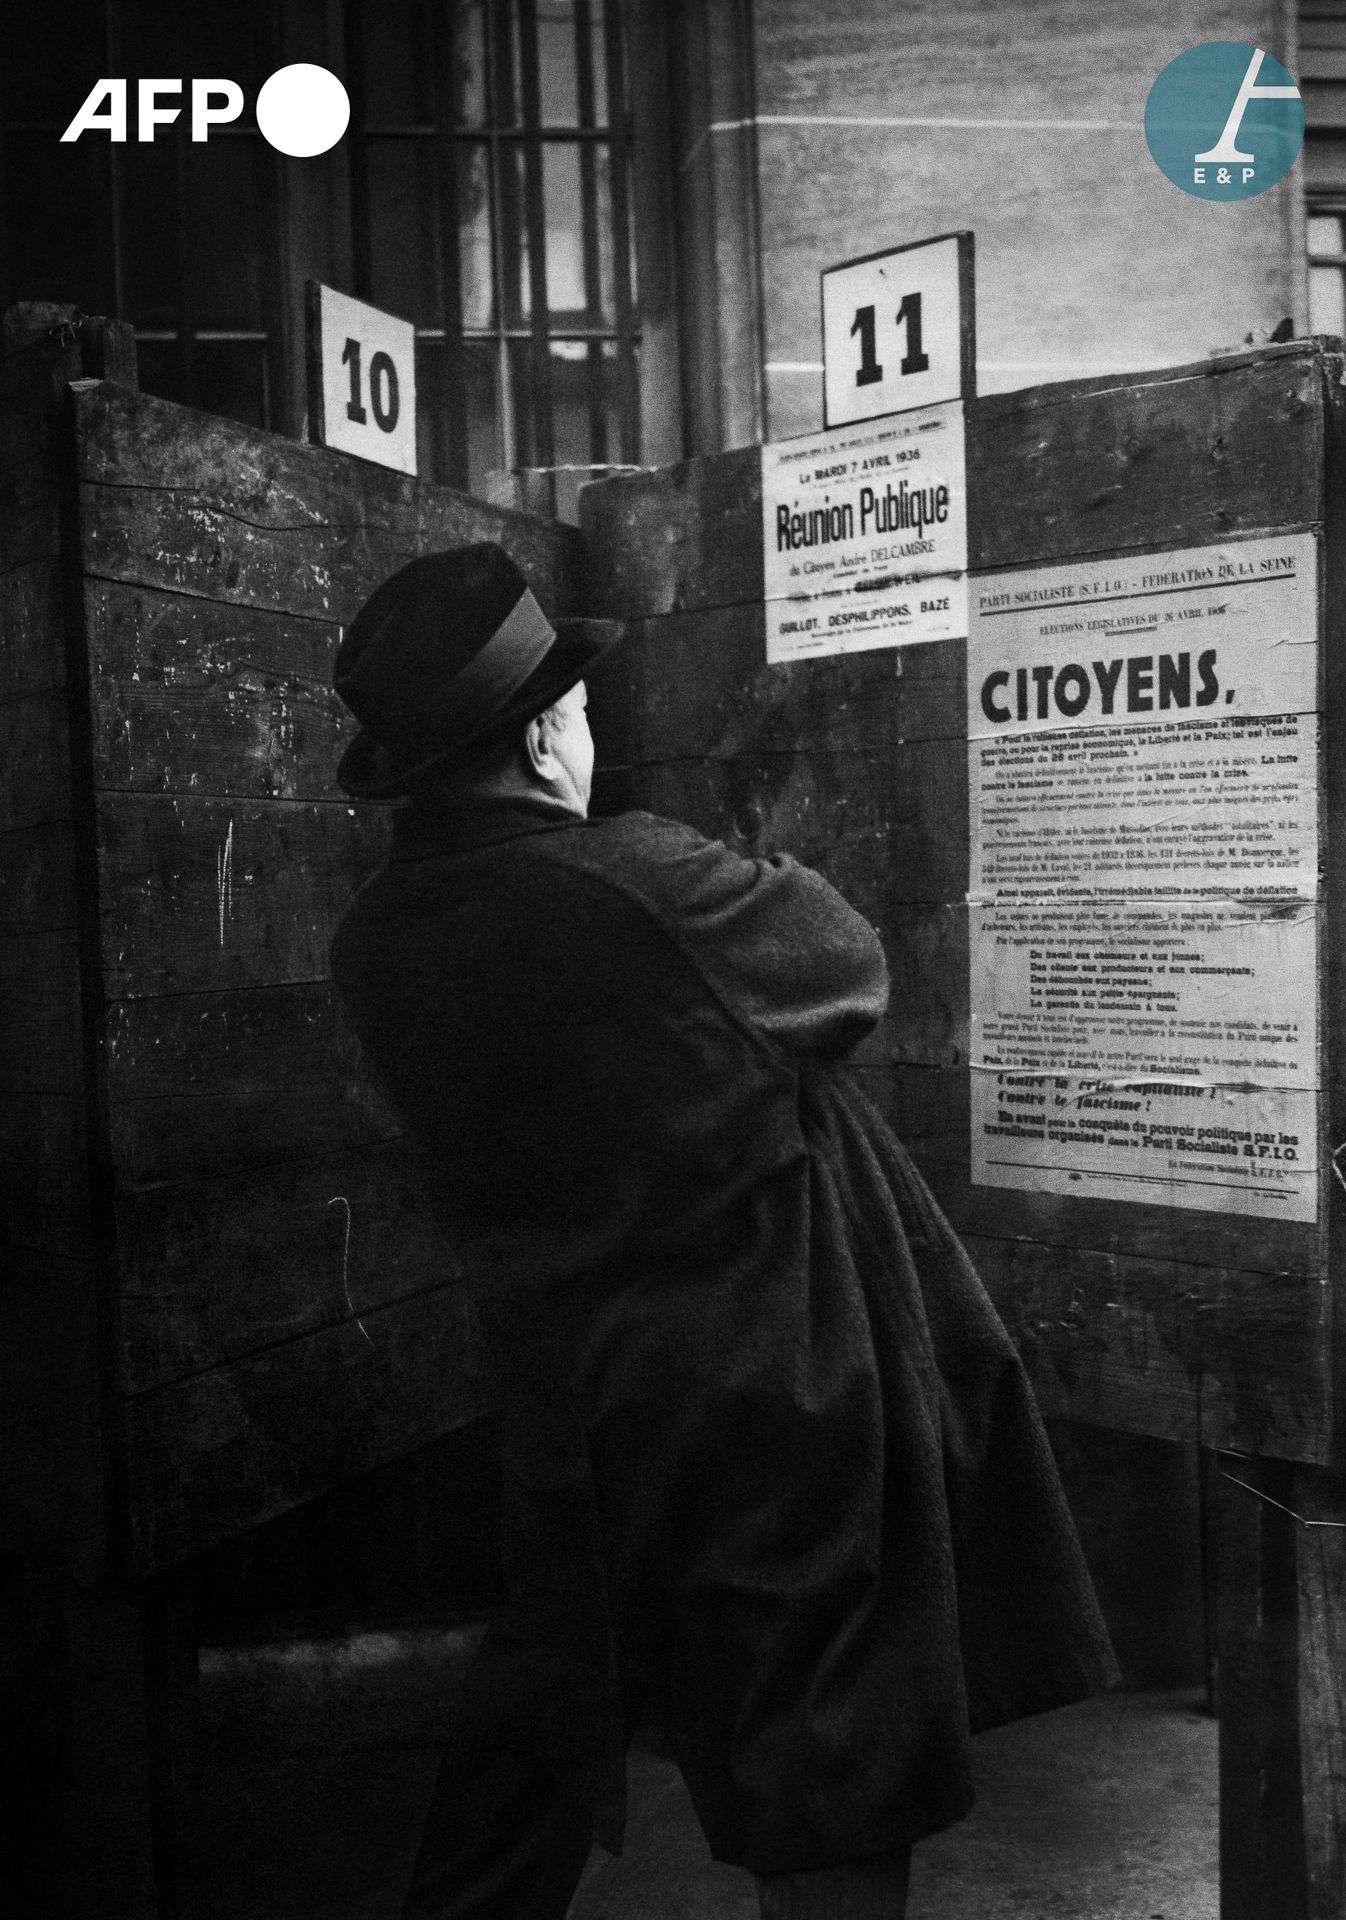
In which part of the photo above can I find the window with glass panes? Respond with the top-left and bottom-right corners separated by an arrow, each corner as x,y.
1303,4 -> 1346,337
1309,210 -> 1346,335
2,2 -> 285,431
0,0 -> 641,522
347,0 -> 639,518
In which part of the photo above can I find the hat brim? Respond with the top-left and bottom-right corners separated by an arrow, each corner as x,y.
336,617 -> 624,801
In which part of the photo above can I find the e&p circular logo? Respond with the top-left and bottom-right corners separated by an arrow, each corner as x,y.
1145,42 -> 1303,201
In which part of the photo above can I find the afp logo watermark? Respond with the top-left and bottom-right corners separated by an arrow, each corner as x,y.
1145,42 -> 1303,201
61,62 -> 350,157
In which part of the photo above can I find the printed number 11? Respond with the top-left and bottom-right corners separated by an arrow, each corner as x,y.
850,293 -> 931,389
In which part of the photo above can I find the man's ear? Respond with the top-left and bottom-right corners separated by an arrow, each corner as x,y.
524,712 -> 551,779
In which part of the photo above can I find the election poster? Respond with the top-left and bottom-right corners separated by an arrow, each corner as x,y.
967,531 -> 1320,1220
760,400 -> 968,662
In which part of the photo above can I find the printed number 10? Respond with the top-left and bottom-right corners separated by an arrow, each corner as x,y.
342,336 -> 401,432
849,294 -> 930,389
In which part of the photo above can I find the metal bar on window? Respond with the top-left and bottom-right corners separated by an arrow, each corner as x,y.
573,1 -> 610,468
360,125 -> 614,140
601,0 -> 639,463
344,0 -> 374,298
170,0 -> 197,403
258,0 -> 289,433
587,339 -> 608,463
458,322 -> 615,336
517,0 -> 557,474
487,2 -> 521,470
105,0 -> 128,318
432,0 -> 472,488
574,0 -> 604,336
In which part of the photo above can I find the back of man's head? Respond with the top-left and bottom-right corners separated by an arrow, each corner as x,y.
331,542 -> 616,804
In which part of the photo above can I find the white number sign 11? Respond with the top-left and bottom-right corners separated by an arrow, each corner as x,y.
821,232 -> 974,428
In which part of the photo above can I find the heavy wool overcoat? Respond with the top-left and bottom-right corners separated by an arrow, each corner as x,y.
331,795 -> 1118,1874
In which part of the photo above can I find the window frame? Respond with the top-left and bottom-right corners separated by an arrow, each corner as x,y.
343,0 -> 641,510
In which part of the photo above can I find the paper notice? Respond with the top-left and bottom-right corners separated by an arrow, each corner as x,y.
967,531 -> 1319,1221
760,400 -> 967,662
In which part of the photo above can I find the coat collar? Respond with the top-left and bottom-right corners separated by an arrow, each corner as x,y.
391,793 -> 583,862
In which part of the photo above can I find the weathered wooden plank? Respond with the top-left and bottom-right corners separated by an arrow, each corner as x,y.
0,1097 -> 91,1256
0,931 -> 80,1092
1,334 -> 81,462
110,1088 -> 395,1192
0,690 -> 73,833
0,1249 -> 105,1580
188,1414 -> 505,1636
96,934 -> 949,1180
84,579 -> 351,801
114,1143 -> 461,1396
199,1619 -> 485,1753
954,1164 -> 1317,1296
589,601 -> 965,766
0,558 -> 65,701
626,740 -> 966,908
0,458 -> 60,576
73,383 -> 584,624
864,1065 -> 1318,1280
94,933 -> 946,1208
1,313 -> 135,417
967,1238 -> 1328,1461
971,349 -> 1326,571
0,821 -> 78,934
95,770 -> 962,1004
869,903 -> 966,1069
861,1061 -> 968,1169
581,443 -> 759,618
105,982 -> 398,1187
120,1279 -> 490,1575
96,794 -> 389,999
106,981 -> 360,1100
580,346 -> 1327,617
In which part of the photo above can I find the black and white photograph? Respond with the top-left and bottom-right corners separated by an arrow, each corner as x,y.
1,4 -> 1343,1916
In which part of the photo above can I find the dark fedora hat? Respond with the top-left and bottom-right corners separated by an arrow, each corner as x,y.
333,543 -> 620,800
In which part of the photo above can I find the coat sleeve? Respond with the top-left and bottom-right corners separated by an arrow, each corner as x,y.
632,820 -> 889,1058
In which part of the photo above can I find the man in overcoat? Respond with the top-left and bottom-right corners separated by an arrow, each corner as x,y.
330,544 -> 1118,1920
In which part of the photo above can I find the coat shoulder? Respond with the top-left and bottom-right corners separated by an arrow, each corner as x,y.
529,811 -> 890,1058
555,807 -> 722,869
521,809 -> 743,922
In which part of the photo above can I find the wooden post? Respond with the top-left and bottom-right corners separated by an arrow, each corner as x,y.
1289,1465 -> 1346,1919
1210,1454 -> 1346,1920
1212,1454 -> 1309,1918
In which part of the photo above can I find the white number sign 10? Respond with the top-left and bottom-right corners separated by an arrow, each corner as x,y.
306,281 -> 418,476
821,232 -> 974,429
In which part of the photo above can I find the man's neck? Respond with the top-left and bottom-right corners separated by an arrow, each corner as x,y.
414,760 -> 587,821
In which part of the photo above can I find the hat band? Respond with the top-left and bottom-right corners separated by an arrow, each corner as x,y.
385,585 -> 556,763
445,586 -> 556,724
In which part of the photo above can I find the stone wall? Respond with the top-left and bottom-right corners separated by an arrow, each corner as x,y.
727,0 -> 1305,439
